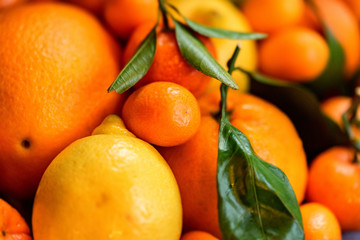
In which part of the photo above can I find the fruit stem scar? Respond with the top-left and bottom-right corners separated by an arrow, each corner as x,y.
21,139 -> 31,149
1,230 -> 5,236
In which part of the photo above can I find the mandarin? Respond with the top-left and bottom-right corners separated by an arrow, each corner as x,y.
300,203 -> 342,240
307,146 -> 360,230
123,22 -> 216,97
122,82 -> 201,147
312,0 -> 360,77
0,2 -> 124,199
159,90 -> 308,237
242,0 -> 305,34
103,0 -> 158,39
258,27 -> 329,82
0,198 -> 32,240
181,231 -> 219,240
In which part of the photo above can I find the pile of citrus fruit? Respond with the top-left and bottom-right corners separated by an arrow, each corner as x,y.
0,0 -> 359,239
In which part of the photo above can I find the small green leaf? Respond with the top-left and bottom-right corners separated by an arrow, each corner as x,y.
173,19 -> 239,90
243,69 -> 348,160
108,26 -> 157,93
167,3 -> 266,40
218,84 -> 304,240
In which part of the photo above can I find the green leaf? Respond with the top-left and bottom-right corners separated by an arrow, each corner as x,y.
167,3 -> 266,40
304,26 -> 346,98
108,25 -> 157,93
173,19 -> 239,90
244,69 -> 348,160
218,84 -> 304,240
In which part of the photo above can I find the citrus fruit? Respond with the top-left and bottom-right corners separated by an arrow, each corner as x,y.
312,0 -> 360,77
242,0 -> 305,34
0,2 -> 124,199
123,22 -> 216,97
122,82 -> 201,147
300,202 -> 342,240
168,0 -> 258,93
0,198 -> 32,240
307,146 -> 360,230
181,231 -> 219,240
32,114 -> 182,240
103,0 -> 158,39
343,0 -> 360,20
159,90 -> 308,237
258,27 -> 329,82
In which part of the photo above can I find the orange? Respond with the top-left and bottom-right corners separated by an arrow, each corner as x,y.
123,22 -> 216,97
307,146 -> 360,230
343,0 -> 360,20
0,2 -> 125,199
321,95 -> 360,138
0,0 -> 26,9
159,90 -> 308,237
122,82 -> 201,147
181,231 -> 219,240
0,198 -> 32,240
103,0 -> 158,39
312,0 -> 360,77
63,0 -> 105,14
258,27 -> 329,82
300,203 -> 342,240
242,0 -> 305,34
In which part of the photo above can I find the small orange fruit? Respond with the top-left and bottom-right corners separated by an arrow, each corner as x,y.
312,0 -> 360,77
242,0 -> 305,34
122,82 -> 201,147
0,198 -> 32,240
0,2 -> 124,199
123,22 -> 216,97
103,0 -> 158,39
159,90 -> 308,237
181,231 -> 219,240
307,146 -> 360,230
258,27 -> 329,82
300,203 -> 342,240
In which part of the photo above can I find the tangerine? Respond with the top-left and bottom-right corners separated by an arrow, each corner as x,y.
123,22 -> 216,97
122,82 -> 201,147
159,90 -> 308,237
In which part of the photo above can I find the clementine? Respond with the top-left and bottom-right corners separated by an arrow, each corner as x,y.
159,90 -> 308,237
300,202 -> 342,240
123,22 -> 216,97
258,27 -> 329,82
122,82 -> 201,147
0,198 -> 32,240
307,146 -> 360,230
103,0 -> 158,39
0,2 -> 124,199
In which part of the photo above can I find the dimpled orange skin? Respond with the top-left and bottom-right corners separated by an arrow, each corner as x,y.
159,90 -> 308,238
0,199 -> 32,240
313,0 -> 360,77
258,27 -> 329,82
123,23 -> 216,97
0,3 -> 124,199
242,0 -> 305,34
103,0 -> 158,39
307,146 -> 360,230
181,231 -> 219,240
300,203 -> 342,240
122,82 -> 201,147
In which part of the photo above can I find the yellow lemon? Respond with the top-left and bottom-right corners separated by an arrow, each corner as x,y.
169,0 -> 258,92
32,114 -> 182,240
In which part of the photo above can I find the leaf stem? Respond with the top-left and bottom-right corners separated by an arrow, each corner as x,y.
158,0 -> 170,31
